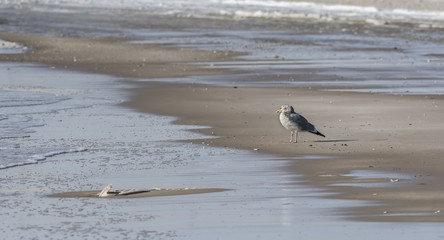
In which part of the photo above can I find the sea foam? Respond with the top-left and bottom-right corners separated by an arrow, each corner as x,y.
1,0 -> 444,27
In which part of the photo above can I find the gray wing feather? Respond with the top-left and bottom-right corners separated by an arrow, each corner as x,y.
289,113 -> 316,132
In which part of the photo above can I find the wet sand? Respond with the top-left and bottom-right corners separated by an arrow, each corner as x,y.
2,30 -> 444,222
0,31 -> 242,79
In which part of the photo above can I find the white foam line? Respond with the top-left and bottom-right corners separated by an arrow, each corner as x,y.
2,0 -> 444,24
0,147 -> 87,170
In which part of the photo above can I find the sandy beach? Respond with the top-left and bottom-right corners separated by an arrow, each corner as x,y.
126,83 -> 444,222
2,30 -> 444,223
2,0 -> 444,238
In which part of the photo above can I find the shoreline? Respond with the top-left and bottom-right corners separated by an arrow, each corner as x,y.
124,82 -> 444,221
288,0 -> 444,11
2,30 -> 444,222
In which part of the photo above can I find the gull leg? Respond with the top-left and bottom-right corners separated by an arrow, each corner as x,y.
290,131 -> 293,143
295,131 -> 298,143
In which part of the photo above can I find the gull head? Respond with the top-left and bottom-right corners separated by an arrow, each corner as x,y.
276,105 -> 293,114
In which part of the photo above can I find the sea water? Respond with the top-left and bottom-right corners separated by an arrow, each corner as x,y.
0,63 -> 86,168
2,0 -> 444,25
1,0 -> 443,94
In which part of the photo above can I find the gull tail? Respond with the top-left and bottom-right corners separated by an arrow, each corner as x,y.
310,130 -> 325,138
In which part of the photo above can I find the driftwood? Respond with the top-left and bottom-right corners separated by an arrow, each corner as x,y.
97,184 -> 150,197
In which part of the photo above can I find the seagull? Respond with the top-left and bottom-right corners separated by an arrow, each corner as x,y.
276,105 -> 325,143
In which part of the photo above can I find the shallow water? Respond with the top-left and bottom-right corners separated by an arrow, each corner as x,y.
0,64 -> 83,168
130,29 -> 444,94
2,0 -> 444,96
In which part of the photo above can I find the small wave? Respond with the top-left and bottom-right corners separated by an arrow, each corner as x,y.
0,147 -> 87,169
0,142 -> 20,149
2,0 -> 444,28
0,89 -> 70,109
220,1 -> 444,27
0,114 -> 7,121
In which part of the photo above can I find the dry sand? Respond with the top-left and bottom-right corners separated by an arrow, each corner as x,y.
2,31 -> 444,222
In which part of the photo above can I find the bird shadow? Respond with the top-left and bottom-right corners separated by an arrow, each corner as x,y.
312,139 -> 358,143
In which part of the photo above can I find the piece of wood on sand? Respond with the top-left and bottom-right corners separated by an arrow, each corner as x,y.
97,184 -> 150,197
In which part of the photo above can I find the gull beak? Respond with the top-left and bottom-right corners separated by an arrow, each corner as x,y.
276,109 -> 282,113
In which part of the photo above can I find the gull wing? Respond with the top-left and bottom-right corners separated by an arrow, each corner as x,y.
289,112 -> 316,132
